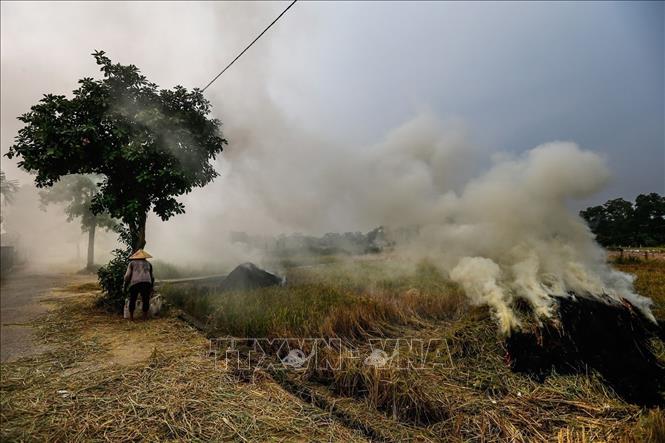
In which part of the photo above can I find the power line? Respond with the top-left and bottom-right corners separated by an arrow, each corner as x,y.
201,0 -> 298,92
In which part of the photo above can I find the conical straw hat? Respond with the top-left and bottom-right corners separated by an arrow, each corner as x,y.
129,249 -> 153,260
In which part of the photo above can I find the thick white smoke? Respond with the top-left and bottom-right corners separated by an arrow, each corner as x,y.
429,141 -> 656,332
1,3 -> 656,330
187,101 -> 655,332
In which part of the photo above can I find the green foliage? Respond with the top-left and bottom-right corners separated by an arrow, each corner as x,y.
6,50 -> 226,306
39,174 -> 116,232
96,226 -> 132,312
6,50 -> 226,249
634,193 -> 665,246
580,193 -> 665,247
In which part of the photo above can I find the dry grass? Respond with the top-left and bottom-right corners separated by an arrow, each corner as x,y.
615,259 -> 665,320
162,257 -> 665,442
4,258 -> 663,442
630,408 -> 665,443
301,310 -> 649,442
0,290 -> 366,442
162,259 -> 467,340
63,281 -> 103,293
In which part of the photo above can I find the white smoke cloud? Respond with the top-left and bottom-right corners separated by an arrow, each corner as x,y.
433,141 -> 655,332
1,2 -> 655,329
171,92 -> 655,332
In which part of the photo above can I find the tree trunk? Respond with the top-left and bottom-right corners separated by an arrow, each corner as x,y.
137,224 -> 146,250
87,222 -> 96,270
133,212 -> 147,251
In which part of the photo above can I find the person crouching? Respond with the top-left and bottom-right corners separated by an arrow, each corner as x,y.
123,249 -> 155,321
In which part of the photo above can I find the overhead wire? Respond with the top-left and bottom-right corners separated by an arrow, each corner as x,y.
200,0 -> 298,92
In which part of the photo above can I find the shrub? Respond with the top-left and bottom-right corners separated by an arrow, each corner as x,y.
97,225 -> 132,312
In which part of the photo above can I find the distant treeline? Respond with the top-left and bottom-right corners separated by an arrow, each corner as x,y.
230,226 -> 420,256
580,193 -> 665,247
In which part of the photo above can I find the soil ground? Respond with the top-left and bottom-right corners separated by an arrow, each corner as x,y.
0,269 -> 90,363
0,276 -> 367,442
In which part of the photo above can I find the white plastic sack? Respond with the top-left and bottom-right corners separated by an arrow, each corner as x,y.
123,293 -> 163,318
123,297 -> 130,319
149,294 -> 163,317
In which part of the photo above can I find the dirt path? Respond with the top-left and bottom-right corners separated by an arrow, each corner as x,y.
0,281 -> 368,441
0,270 -> 92,363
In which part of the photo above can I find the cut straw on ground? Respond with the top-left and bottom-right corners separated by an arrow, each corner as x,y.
0,288 -> 366,442
3,260 -> 665,442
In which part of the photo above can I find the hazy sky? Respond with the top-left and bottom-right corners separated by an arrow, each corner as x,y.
1,1 -> 663,249
2,1 -> 663,200
1,1 -> 661,324
279,1 -> 665,203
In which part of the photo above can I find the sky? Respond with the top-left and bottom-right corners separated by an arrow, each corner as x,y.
275,1 -> 665,201
0,1 -> 663,265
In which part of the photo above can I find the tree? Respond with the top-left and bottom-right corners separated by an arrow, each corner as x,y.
580,199 -> 632,246
0,170 -> 20,229
6,50 -> 226,251
39,174 -> 116,270
580,193 -> 665,247
0,170 -> 19,205
633,193 -> 665,246
601,198 -> 635,246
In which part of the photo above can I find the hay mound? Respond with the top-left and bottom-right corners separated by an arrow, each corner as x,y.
218,263 -> 283,292
506,294 -> 665,406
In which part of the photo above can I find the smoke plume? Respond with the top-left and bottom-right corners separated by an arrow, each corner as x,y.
213,104 -> 655,332
0,2 -> 656,330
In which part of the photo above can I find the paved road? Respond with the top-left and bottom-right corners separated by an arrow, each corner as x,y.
0,270 -> 73,363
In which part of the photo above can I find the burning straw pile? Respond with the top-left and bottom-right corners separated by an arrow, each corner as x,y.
507,293 -> 665,406
164,260 -> 665,441
293,307 -> 664,442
